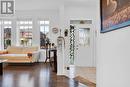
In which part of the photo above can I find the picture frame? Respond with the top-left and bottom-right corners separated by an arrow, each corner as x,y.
100,0 -> 130,33
52,27 -> 58,34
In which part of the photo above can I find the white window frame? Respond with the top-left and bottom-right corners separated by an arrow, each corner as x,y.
0,19 -> 12,50
16,19 -> 33,47
39,20 -> 50,49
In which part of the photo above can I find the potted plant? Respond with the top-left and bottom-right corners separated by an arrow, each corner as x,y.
69,25 -> 75,78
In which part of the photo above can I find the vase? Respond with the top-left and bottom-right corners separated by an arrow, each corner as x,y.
69,65 -> 75,78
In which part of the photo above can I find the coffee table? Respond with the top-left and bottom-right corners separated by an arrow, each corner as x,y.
0,59 -> 7,75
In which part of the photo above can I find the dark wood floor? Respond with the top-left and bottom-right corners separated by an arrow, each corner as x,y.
0,63 -> 87,87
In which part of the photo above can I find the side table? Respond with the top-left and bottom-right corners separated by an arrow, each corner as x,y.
48,49 -> 57,73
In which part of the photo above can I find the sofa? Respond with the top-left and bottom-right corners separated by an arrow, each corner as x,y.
0,46 -> 40,63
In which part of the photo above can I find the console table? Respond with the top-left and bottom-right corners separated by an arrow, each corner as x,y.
48,49 -> 57,73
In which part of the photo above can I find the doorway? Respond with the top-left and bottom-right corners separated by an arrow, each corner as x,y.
75,24 -> 92,67
70,22 -> 95,67
70,20 -> 96,85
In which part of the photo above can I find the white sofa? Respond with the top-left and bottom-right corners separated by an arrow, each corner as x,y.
0,46 -> 40,63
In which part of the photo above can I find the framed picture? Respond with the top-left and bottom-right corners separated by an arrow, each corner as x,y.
101,0 -> 130,33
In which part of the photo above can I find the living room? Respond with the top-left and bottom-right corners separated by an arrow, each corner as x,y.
0,0 -> 97,87
1,0 -> 130,87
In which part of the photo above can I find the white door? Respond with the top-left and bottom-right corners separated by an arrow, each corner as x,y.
74,24 -> 95,67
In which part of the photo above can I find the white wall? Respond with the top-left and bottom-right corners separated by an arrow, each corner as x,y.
15,0 -> 62,11
97,27 -> 130,87
96,0 -> 130,87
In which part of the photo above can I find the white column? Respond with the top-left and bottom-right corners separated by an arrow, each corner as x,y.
16,19 -> 20,46
32,17 -> 40,47
0,20 -> 2,50
57,4 -> 65,75
1,21 -> 4,50
11,18 -> 17,46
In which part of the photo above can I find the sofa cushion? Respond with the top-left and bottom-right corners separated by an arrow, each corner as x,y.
0,54 -> 32,63
0,54 -> 28,59
22,47 -> 38,54
7,46 -> 23,54
7,46 -> 38,54
0,50 -> 8,54
7,59 -> 33,63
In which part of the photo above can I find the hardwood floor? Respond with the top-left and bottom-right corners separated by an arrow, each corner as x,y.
0,63 -> 87,87
75,67 -> 96,84
74,67 -> 96,87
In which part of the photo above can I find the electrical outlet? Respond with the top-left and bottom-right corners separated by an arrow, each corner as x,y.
65,66 -> 69,70
67,67 -> 69,70
64,66 -> 70,70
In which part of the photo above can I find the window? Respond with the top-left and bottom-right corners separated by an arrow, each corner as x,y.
79,28 -> 90,46
17,20 -> 33,46
0,20 -> 12,49
39,20 -> 50,48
